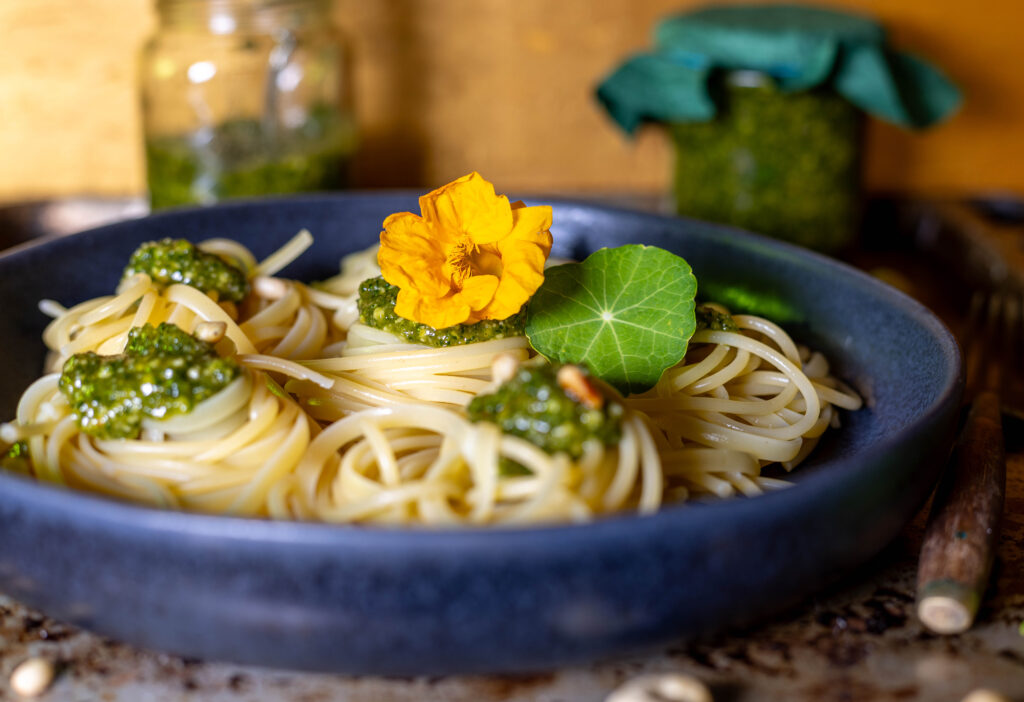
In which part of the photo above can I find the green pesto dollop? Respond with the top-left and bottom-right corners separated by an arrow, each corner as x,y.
1,441 -> 32,475
695,304 -> 739,332
58,323 -> 242,440
467,364 -> 623,468
357,276 -> 526,347
670,75 -> 861,253
123,238 -> 250,303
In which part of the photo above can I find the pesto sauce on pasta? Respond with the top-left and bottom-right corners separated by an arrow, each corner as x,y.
123,238 -> 250,303
59,323 -> 241,440
467,364 -> 623,460
357,276 -> 526,347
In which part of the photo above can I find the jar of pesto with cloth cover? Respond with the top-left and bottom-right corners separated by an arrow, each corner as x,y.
140,0 -> 357,209
596,5 -> 961,253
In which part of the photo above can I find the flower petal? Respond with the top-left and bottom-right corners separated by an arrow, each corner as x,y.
420,172 -> 512,246
380,213 -> 452,298
509,204 -> 553,245
459,274 -> 500,312
395,288 -> 470,330
481,260 -> 544,319
477,204 -> 553,320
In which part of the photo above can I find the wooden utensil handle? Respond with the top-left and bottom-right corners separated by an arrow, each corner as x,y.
916,390 -> 1005,634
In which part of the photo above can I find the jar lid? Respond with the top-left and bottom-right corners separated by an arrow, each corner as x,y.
596,4 -> 961,132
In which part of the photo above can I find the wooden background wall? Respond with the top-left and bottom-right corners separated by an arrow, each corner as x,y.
1,0 -> 1021,200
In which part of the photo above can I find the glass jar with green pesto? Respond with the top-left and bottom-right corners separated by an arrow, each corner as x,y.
670,71 -> 862,253
596,6 -> 960,255
139,0 -> 357,209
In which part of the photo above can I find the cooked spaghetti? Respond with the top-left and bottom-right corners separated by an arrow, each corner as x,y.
7,368 -> 311,516
0,175 -> 862,526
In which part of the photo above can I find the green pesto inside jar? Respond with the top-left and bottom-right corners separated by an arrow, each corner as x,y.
357,276 -> 526,348
146,105 -> 355,210
670,71 -> 862,253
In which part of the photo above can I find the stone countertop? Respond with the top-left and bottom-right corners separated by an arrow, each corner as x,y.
0,459 -> 1021,702
1,195 -> 1022,701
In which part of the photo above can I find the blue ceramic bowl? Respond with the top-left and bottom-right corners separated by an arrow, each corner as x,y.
0,195 -> 961,674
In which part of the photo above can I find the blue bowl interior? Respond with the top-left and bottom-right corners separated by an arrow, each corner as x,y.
0,195 -> 962,674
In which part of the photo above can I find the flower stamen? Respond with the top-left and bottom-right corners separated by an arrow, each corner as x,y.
444,239 -> 474,289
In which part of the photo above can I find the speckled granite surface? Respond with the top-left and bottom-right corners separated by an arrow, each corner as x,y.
0,454 -> 1019,702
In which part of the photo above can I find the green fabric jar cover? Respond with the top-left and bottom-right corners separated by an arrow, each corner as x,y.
597,4 -> 961,132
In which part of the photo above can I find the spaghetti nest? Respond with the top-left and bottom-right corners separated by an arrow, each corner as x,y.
2,234 -> 861,526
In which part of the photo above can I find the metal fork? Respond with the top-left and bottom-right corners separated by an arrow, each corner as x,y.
916,287 -> 1019,633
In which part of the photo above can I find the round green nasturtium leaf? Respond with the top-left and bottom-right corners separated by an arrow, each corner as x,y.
526,245 -> 697,395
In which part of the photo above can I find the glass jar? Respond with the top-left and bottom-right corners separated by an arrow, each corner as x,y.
140,0 -> 356,209
669,71 -> 862,253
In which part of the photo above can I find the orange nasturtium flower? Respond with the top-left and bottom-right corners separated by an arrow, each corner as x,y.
378,172 -> 553,329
